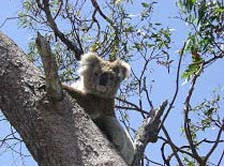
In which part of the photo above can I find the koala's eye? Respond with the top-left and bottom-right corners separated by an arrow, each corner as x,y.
109,75 -> 114,81
94,72 -> 99,76
113,67 -> 119,73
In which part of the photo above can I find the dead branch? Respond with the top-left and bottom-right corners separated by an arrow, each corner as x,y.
36,32 -> 63,101
132,100 -> 168,166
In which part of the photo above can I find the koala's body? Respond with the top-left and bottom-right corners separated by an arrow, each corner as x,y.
63,52 -> 134,164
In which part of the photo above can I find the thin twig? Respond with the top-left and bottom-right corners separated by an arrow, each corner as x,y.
204,123 -> 224,163
159,42 -> 186,130
162,126 -> 183,165
115,105 -> 148,115
36,0 -> 83,60
116,97 -> 148,116
217,151 -> 224,166
0,17 -> 19,28
160,142 -> 169,165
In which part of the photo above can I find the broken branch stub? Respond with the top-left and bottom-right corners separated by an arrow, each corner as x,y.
36,32 -> 63,101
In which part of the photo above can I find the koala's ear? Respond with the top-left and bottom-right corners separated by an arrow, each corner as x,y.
115,60 -> 131,80
78,52 -> 101,75
80,52 -> 101,66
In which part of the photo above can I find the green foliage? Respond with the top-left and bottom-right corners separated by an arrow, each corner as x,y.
140,1 -> 157,20
131,25 -> 172,57
177,0 -> 196,13
190,89 -> 222,132
141,2 -> 150,8
183,156 -> 195,166
181,54 -> 203,80
178,0 -> 224,80
18,0 -> 36,28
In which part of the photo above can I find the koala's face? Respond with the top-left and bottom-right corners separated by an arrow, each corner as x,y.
78,52 -> 130,98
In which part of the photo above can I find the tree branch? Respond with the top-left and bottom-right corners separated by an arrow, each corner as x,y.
162,126 -> 183,165
0,32 -> 126,165
204,123 -> 224,164
160,41 -> 186,130
132,100 -> 168,165
217,151 -> 224,166
90,0 -> 115,28
183,69 -> 204,165
116,97 -> 149,115
36,32 -> 63,101
36,0 -> 83,60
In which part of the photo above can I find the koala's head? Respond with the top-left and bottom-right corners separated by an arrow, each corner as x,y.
78,52 -> 130,98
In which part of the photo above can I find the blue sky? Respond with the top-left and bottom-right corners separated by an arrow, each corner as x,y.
0,0 -> 224,166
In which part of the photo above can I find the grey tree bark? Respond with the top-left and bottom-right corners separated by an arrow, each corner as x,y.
0,32 -> 126,165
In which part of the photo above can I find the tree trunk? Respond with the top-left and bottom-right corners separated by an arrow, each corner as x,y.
0,32 -> 126,165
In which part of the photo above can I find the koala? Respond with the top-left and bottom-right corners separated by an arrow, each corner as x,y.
63,52 -> 134,165
71,52 -> 130,98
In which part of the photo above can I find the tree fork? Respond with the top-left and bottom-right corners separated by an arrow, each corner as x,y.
0,32 -> 126,165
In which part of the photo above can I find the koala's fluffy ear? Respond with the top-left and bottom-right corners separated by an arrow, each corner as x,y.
78,52 -> 100,74
80,52 -> 101,66
115,60 -> 131,80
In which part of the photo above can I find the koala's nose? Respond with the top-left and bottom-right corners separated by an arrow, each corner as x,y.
99,72 -> 113,86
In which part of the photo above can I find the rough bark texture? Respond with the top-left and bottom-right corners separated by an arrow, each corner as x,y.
0,32 -> 126,165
